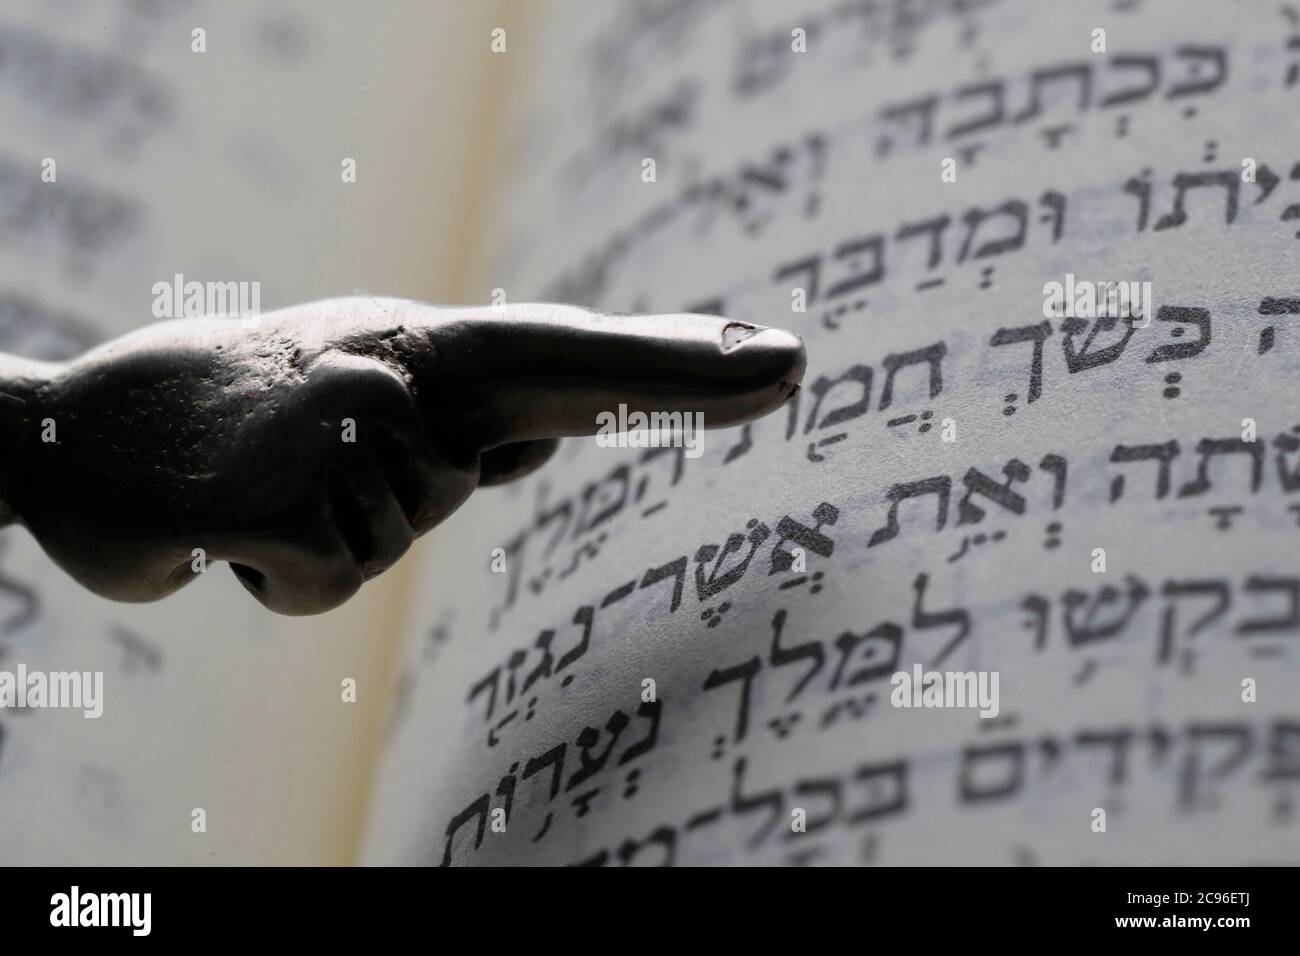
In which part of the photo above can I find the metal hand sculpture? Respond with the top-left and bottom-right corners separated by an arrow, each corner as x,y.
0,299 -> 805,614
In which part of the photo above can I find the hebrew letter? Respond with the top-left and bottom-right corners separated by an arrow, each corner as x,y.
694,520 -> 771,600
791,777 -> 842,833
522,630 -> 555,694
1101,54 -> 1160,106
634,444 -> 686,515
1154,172 -> 1239,230
847,760 -> 908,823
1061,315 -> 1137,372
959,742 -> 1024,803
957,199 -> 1028,261
440,794 -> 490,867
1013,63 -> 1091,123
723,422 -> 754,464
494,769 -> 519,821
555,605 -> 597,674
535,501 -> 573,557
1038,453 -> 1068,509
913,572 -> 970,665
774,256 -> 821,304
575,465 -> 630,535
567,710 -> 631,792
497,529 -> 530,610
1124,173 -> 1153,231
947,80 -> 1005,137
957,458 -> 1030,526
1166,45 -> 1227,99
1038,189 -> 1067,242
639,556 -> 687,613
825,234 -> 886,300
1061,575 -> 1150,646
1263,721 -> 1300,782
803,365 -> 873,433
830,622 -> 903,688
1178,722 -> 1252,810
868,477 -> 950,547
990,320 -> 1052,403
467,668 -> 500,722
1177,437 -> 1264,497
730,756 -> 784,849
619,699 -> 664,765
895,214 -> 950,270
1274,427 -> 1300,491
1255,296 -> 1300,354
1236,576 -> 1300,636
1158,580 -> 1232,665
1022,593 -> 1051,650
1110,440 -> 1180,501
879,341 -> 945,410
769,609 -> 824,701
704,656 -> 761,742
523,743 -> 568,802
503,648 -> 527,705
877,95 -> 939,155
770,502 -> 840,572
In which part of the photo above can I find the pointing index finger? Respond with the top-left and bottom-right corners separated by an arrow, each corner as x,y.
409,303 -> 806,450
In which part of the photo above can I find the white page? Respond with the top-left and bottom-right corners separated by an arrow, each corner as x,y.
0,0 -> 498,864
365,0 -> 1300,865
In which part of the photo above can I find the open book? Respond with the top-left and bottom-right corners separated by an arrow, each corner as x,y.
3,0 -> 1297,865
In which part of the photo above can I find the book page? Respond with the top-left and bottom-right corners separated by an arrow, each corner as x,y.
0,0 -> 501,864
364,0 -> 1300,865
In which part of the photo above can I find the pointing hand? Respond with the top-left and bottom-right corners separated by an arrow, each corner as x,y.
0,298 -> 805,614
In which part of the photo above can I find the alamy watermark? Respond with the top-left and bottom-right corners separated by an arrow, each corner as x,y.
50,886 -> 150,936
152,272 -> 261,327
0,664 -> 103,718
1043,272 -> 1153,325
595,403 -> 704,459
890,664 -> 999,718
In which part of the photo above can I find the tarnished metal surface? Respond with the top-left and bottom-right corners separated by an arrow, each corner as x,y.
0,299 -> 804,614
